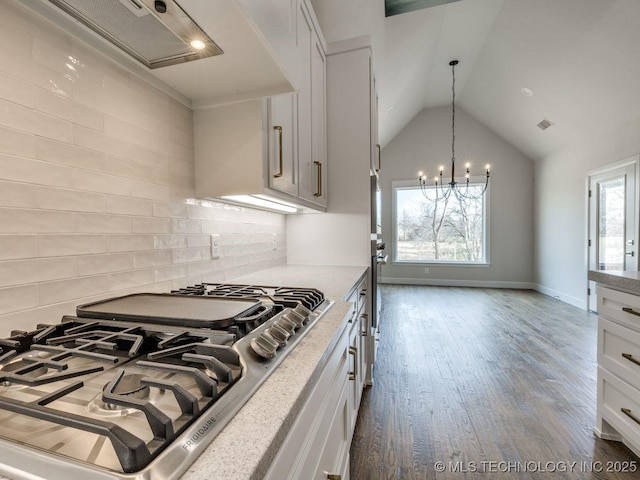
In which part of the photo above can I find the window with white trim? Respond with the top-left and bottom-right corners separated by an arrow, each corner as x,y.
393,181 -> 489,264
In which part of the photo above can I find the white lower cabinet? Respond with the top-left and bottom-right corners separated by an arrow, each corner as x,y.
265,316 -> 350,480
265,275 -> 369,480
347,276 -> 367,427
595,286 -> 640,456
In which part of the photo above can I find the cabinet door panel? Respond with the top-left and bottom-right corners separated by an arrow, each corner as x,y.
313,380 -> 349,479
348,322 -> 359,435
296,1 -> 313,202
600,317 -> 640,391
268,94 -> 298,195
309,38 -> 327,206
599,368 -> 640,453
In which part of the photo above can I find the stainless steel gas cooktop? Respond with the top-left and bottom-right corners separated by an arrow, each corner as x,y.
0,284 -> 331,480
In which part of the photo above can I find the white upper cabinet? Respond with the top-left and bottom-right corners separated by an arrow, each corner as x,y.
295,0 -> 327,208
193,0 -> 327,213
310,37 -> 328,206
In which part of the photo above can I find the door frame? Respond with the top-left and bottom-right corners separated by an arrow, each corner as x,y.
586,155 -> 640,312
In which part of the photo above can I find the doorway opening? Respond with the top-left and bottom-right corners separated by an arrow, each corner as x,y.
587,158 -> 639,312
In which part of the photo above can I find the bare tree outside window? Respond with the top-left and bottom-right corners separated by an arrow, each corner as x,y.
598,177 -> 625,270
395,185 -> 486,262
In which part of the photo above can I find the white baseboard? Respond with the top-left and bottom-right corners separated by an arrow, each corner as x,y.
532,283 -> 587,310
379,277 -> 535,289
378,278 -> 589,310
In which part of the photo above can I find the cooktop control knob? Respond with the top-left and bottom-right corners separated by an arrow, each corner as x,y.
275,316 -> 296,334
267,323 -> 290,347
282,310 -> 305,328
250,332 -> 279,359
293,304 -> 312,324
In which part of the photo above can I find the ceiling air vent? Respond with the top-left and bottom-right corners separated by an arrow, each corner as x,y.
46,0 -> 223,69
537,118 -> 555,131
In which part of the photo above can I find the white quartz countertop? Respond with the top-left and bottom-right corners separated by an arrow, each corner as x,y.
179,264 -> 368,480
588,270 -> 640,295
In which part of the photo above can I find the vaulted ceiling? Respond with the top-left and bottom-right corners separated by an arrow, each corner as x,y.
313,0 -> 640,161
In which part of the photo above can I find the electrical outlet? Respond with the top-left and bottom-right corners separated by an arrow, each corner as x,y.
424,267 -> 429,274
210,234 -> 221,259
272,238 -> 277,251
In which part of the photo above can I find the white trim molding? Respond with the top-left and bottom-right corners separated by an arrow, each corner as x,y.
379,278 -> 590,310
533,283 -> 587,310
380,277 -> 533,289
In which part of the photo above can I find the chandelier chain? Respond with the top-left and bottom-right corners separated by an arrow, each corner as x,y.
451,60 -> 456,168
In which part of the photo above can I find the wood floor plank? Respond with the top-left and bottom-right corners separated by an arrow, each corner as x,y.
350,286 -> 640,479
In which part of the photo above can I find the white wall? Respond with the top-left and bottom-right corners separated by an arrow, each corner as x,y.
380,106 -> 534,287
534,113 -> 640,309
0,2 -> 286,336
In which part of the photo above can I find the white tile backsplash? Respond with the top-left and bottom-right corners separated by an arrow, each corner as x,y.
0,235 -> 37,260
0,181 -> 36,208
32,109 -> 74,143
0,153 -> 74,188
34,86 -> 104,131
35,186 -> 105,212
35,136 -> 105,171
132,250 -> 173,269
107,234 -> 155,253
37,234 -> 106,257
76,253 -> 133,275
0,125 -> 35,157
0,285 -> 39,316
0,208 -> 76,233
0,2 -> 286,336
39,275 -> 111,306
105,196 -> 153,216
0,71 -> 33,107
0,257 -> 77,287
75,213 -> 131,233
132,216 -> 172,234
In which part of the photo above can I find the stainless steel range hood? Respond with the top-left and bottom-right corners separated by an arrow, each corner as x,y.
46,0 -> 223,69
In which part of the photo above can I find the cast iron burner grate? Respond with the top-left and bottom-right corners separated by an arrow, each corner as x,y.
0,317 -> 242,473
172,283 -> 325,311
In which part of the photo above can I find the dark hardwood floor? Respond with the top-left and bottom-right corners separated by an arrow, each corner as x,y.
350,286 -> 640,479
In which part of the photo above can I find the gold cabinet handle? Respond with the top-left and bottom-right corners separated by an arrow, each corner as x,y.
326,474 -> 342,480
622,353 -> 640,367
348,346 -> 357,380
273,126 -> 283,178
360,313 -> 368,337
314,161 -> 322,197
621,407 -> 640,426
376,143 -> 381,172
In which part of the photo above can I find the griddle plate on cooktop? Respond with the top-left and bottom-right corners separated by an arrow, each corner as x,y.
76,293 -> 260,328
